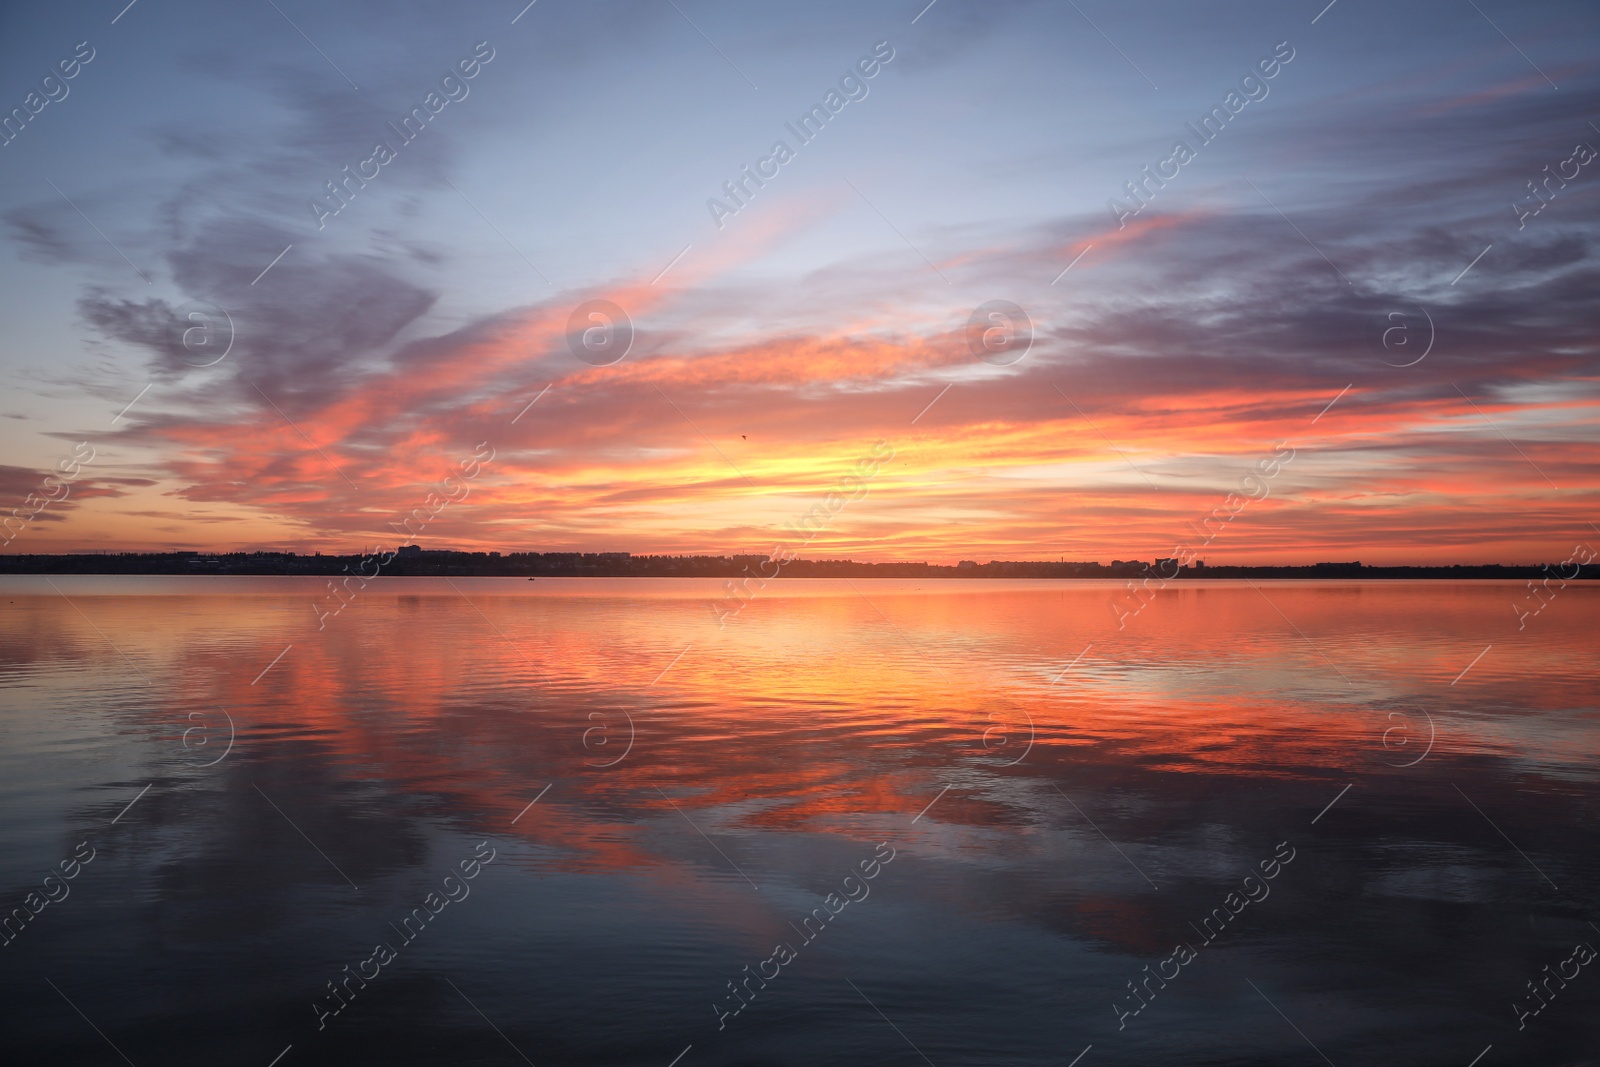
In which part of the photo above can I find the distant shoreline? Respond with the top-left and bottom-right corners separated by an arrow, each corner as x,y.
1,552 -> 1593,581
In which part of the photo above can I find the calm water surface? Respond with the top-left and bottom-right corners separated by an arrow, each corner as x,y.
2,578 -> 1597,1065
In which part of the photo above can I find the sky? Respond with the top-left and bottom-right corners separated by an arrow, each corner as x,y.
0,0 -> 1596,564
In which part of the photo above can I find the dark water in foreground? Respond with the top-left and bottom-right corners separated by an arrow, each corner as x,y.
1,577 -> 1596,1066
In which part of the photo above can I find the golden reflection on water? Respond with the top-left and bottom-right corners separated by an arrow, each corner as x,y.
5,578 -> 1596,851
3,577 -> 1599,1064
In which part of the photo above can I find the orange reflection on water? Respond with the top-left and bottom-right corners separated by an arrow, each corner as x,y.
7,578 -> 1596,851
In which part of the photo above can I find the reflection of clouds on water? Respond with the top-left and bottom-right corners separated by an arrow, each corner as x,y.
0,578 -> 1596,1062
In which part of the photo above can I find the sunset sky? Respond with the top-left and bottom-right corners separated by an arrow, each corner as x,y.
1,0 -> 1596,563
